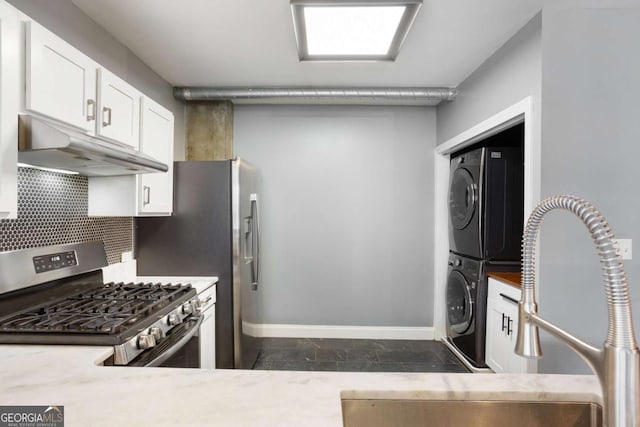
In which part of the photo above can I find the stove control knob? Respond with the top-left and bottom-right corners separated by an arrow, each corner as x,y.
137,334 -> 156,350
149,327 -> 164,341
454,259 -> 462,267
182,302 -> 194,315
167,313 -> 181,326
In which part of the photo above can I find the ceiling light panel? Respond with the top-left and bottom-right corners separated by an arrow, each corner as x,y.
304,6 -> 405,55
291,0 -> 422,62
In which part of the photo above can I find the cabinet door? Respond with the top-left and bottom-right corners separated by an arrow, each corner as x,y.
96,68 -> 140,148
501,299 -> 537,373
486,298 -> 512,373
200,306 -> 216,369
486,278 -> 536,374
138,97 -> 173,215
0,1 -> 19,219
25,21 -> 97,133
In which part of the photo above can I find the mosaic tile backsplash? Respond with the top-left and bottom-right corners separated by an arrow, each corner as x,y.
0,167 -> 132,264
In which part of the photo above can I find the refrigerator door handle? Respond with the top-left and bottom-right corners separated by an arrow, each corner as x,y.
250,193 -> 260,290
243,217 -> 253,264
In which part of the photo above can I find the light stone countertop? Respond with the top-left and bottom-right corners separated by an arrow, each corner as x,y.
0,345 -> 601,427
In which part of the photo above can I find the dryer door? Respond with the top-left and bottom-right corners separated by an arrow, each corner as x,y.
449,168 -> 477,230
446,270 -> 473,334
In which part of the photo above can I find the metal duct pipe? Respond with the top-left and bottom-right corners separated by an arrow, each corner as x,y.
173,87 -> 457,105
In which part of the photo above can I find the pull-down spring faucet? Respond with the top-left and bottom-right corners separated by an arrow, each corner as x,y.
516,195 -> 640,427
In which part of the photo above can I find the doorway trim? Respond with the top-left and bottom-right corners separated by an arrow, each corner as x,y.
432,96 -> 540,339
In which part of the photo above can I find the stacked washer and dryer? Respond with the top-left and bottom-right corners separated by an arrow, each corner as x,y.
444,129 -> 524,370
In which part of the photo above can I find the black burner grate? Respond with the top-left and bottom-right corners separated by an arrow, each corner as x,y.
0,282 -> 192,335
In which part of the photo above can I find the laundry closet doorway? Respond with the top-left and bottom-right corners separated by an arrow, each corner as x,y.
432,97 -> 540,339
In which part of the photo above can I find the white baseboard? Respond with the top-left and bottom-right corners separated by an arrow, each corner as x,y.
242,322 -> 435,340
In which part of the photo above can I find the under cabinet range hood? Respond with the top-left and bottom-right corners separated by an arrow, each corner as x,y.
17,115 -> 169,176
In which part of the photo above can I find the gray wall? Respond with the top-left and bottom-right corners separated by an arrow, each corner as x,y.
436,13 -> 542,145
537,1 -> 640,374
7,0 -> 186,160
234,105 -> 436,327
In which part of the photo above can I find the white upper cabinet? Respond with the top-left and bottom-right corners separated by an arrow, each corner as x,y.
138,97 -> 174,215
25,21 -> 97,133
96,68 -> 140,149
25,20 -> 141,149
21,14 -> 174,216
88,96 -> 174,217
0,1 -> 19,219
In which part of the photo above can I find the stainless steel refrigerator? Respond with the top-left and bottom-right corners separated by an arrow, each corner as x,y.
135,159 -> 261,369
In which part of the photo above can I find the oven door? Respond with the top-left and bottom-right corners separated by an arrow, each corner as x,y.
127,316 -> 203,368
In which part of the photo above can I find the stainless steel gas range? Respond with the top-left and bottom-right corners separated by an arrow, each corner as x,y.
0,241 -> 215,368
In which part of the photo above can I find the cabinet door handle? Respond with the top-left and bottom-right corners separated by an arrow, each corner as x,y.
501,313 -> 507,332
87,99 -> 96,121
499,293 -> 519,305
143,186 -> 150,206
507,317 -> 514,336
102,106 -> 112,127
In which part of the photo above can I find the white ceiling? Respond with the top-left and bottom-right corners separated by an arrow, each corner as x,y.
71,0 -> 541,88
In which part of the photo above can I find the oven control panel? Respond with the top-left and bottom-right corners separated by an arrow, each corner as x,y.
33,251 -> 77,273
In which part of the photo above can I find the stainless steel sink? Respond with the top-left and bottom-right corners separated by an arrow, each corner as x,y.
341,399 -> 602,427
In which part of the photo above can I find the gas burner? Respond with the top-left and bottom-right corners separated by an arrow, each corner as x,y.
0,282 -> 194,335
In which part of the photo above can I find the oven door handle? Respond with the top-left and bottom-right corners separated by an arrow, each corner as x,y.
142,316 -> 203,367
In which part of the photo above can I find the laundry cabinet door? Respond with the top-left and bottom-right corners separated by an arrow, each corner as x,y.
486,294 -> 515,373
485,278 -> 536,374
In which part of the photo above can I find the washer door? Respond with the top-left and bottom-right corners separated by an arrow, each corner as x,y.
449,168 -> 477,230
446,270 -> 473,334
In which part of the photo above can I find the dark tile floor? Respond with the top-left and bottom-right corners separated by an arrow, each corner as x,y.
252,338 -> 469,373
